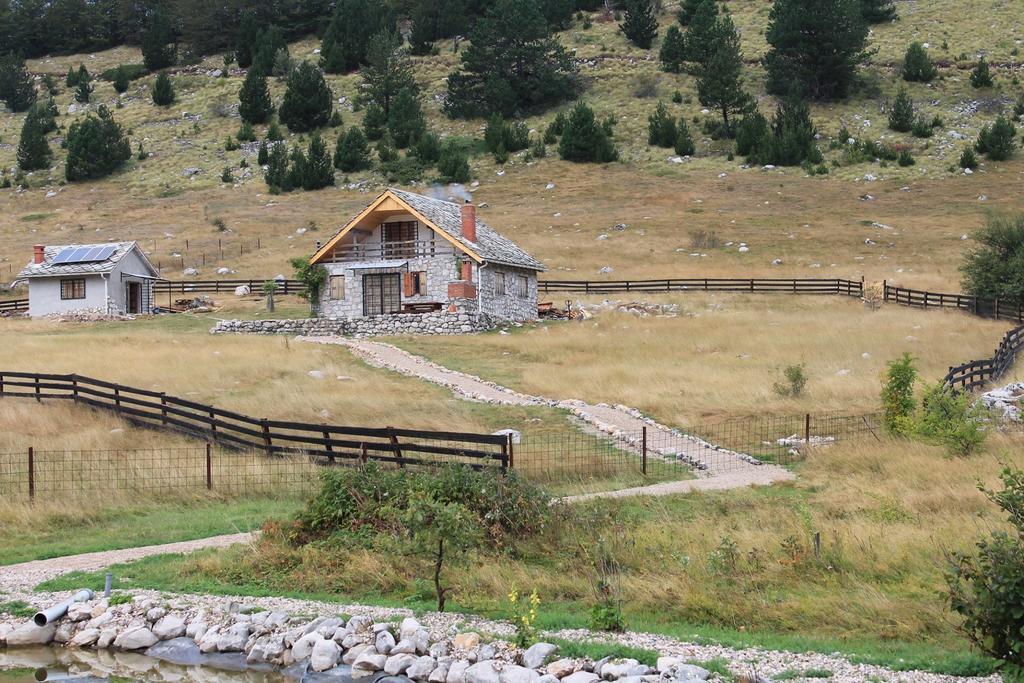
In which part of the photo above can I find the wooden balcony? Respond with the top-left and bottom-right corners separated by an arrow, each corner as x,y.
324,240 -> 458,263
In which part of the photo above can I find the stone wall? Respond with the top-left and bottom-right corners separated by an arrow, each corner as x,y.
211,311 -> 494,337
479,265 -> 539,321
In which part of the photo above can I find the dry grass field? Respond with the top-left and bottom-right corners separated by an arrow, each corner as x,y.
0,3 -> 1022,289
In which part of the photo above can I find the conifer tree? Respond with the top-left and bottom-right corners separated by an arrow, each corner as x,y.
235,12 -> 261,69
902,42 -> 937,82
674,117 -> 696,155
659,26 -> 686,73
975,116 -> 1016,160
112,65 -> 130,93
152,72 -> 175,105
413,131 -> 442,164
619,0 -> 658,49
320,0 -> 385,73
65,105 -> 131,181
970,57 -> 994,88
677,0 -> 704,25
0,53 -> 37,112
387,86 -> 426,148
238,68 -> 273,123
17,102 -> 52,171
334,127 -> 371,171
362,30 -> 417,116
74,78 -> 92,103
697,15 -> 751,137
888,87 -> 914,132
279,62 -> 333,132
302,134 -> 335,190
363,102 -> 387,140
860,0 -> 896,23
765,0 -> 869,100
257,139 -> 269,165
265,142 -> 291,189
558,101 -> 618,162
445,0 -> 578,117
251,26 -> 288,78
683,0 -> 720,65
141,5 -> 176,71
647,101 -> 677,147
437,140 -> 471,182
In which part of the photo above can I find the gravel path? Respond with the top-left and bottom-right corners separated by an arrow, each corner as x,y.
301,336 -> 795,496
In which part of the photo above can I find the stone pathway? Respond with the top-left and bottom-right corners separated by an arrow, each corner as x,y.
300,337 -> 794,498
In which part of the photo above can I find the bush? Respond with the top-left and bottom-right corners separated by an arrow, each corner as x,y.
881,353 -> 917,435
484,114 -> 530,159
0,54 -> 37,112
558,102 -> 618,163
735,112 -> 769,156
773,363 -> 808,397
975,116 -> 1017,161
112,66 -> 130,93
412,131 -> 442,165
970,57 -> 994,88
947,465 -> 1024,672
960,213 -> 1024,304
888,88 -> 915,132
915,382 -> 987,456
959,147 -> 979,169
437,140 -> 472,183
745,97 -> 819,166
151,72 -> 175,106
902,42 -> 937,82
897,148 -> 915,166
674,118 -> 695,156
911,117 -> 933,138
363,102 -> 387,141
647,102 -> 677,148
237,120 -> 256,142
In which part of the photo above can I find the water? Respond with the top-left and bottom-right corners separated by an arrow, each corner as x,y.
0,645 -> 292,682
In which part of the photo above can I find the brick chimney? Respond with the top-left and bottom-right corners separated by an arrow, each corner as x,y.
33,245 -> 45,264
460,201 -> 476,243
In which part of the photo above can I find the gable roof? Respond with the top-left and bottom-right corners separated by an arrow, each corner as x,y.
311,188 -> 545,272
17,241 -> 160,279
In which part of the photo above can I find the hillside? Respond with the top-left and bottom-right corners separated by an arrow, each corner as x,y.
1,0 -> 1023,289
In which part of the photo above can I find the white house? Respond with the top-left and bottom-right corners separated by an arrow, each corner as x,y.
18,242 -> 161,317
309,188 -> 546,322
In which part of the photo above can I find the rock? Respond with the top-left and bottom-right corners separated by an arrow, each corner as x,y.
216,623 -> 250,652
598,266 -> 613,274
453,633 -> 481,650
546,660 -> 575,678
500,666 -> 540,683
234,285 -> 251,296
313,638 -> 343,672
183,267 -> 199,276
96,627 -> 117,649
353,650 -> 388,675
182,167 -> 202,177
561,673 -> 599,683
407,655 -> 438,680
153,614 -> 186,639
523,643 -> 559,669
447,660 -> 472,683
429,642 -> 450,659
656,657 -> 681,673
545,182 -> 555,190
66,602 -> 93,621
69,627 -> 100,647
399,617 -> 423,640
54,621 -> 75,644
146,607 -> 166,622
600,660 -> 650,680
316,617 -> 344,637
670,664 -> 710,680
348,615 -> 374,633
430,660 -> 452,683
478,643 -> 497,661
294,632 -> 325,661
465,661 -> 501,683
377,629 -> 397,654
113,626 -> 159,650
392,638 -> 418,655
343,643 -> 372,665
386,653 -> 420,675
737,246 -> 749,253
538,677 -> 559,683
145,637 -> 203,666
492,428 -> 521,445
248,634 -> 287,664
186,620 -> 208,641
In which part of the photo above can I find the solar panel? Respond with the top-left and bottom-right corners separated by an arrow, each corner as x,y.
51,245 -> 117,264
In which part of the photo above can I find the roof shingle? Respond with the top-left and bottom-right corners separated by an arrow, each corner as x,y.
17,241 -> 152,278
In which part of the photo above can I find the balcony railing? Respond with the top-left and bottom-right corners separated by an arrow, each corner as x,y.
324,240 -> 458,263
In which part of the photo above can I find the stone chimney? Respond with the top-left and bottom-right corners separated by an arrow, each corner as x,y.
33,245 -> 45,264
460,201 -> 476,243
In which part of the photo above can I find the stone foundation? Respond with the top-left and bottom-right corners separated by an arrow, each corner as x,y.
211,312 -> 495,337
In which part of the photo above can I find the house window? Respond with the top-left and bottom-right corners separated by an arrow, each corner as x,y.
382,221 -> 418,257
514,275 -> 529,298
403,271 -> 427,297
329,275 -> 345,300
60,278 -> 86,300
494,272 -> 506,295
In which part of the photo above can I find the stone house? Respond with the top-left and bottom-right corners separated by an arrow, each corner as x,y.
17,241 -> 160,317
309,188 -> 545,322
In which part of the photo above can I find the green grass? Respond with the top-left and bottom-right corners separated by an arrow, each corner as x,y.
546,638 -> 659,666
774,669 -> 834,680
0,599 -> 34,618
1,497 -> 300,565
34,550 -> 998,678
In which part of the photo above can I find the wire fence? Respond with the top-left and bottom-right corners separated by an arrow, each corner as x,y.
0,412 -> 886,502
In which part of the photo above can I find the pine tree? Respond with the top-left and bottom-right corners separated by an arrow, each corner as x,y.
619,0 -> 658,49
267,119 -> 284,141
445,0 -> 579,118
238,68 -> 273,124
265,142 -> 291,189
970,57 -> 994,88
334,127 -> 371,171
112,65 -> 129,93
902,42 -> 937,82
542,0 -> 574,29
362,29 -> 417,115
683,0 -> 721,65
647,101 -> 677,147
279,62 -> 333,132
558,101 -> 618,162
697,15 -> 752,137
976,116 -> 1016,160
376,133 -> 398,163
765,0 -> 869,100
860,0 -> 896,23
65,105 -> 131,181
677,0 -> 704,25
140,5 -> 176,71
363,102 -> 387,140
257,139 -> 269,165
413,131 -> 442,165
388,87 -> 426,148
659,26 -> 687,73
252,26 -> 288,78
888,87 -> 914,132
320,0 -> 385,73
151,72 -> 175,106
66,66 -> 78,88
17,103 -> 52,171
302,134 -> 335,190
437,140 -> 471,182
674,117 -> 696,155
75,78 -> 92,103
735,110 -> 769,156
752,96 -> 818,166
235,12 -> 261,69
0,53 -> 37,112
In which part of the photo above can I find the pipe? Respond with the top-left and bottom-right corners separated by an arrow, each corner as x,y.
33,589 -> 93,627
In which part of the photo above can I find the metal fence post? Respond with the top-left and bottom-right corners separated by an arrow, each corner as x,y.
28,447 -> 34,500
641,426 -> 647,475
206,443 -> 212,490
506,433 -> 514,470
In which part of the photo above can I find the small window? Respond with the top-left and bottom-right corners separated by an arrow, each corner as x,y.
412,271 -> 427,296
514,274 -> 529,298
494,272 -> 506,296
329,275 -> 345,300
60,278 -> 86,300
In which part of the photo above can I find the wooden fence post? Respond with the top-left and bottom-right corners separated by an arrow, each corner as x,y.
322,426 -> 334,461
206,443 -> 212,490
506,433 -> 514,471
882,280 -> 887,302
641,426 -> 648,475
804,414 -> 811,444
71,374 -> 79,403
0,372 -> 4,396
261,419 -> 272,455
160,393 -> 167,425
34,376 -> 40,402
113,386 -> 121,413
27,446 -> 34,500
388,427 -> 404,467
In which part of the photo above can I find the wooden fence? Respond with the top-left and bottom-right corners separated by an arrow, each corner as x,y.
154,279 -> 304,295
883,282 -> 1024,324
0,372 -> 509,470
539,277 -> 864,296
0,298 -> 27,313
943,325 -> 1024,391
